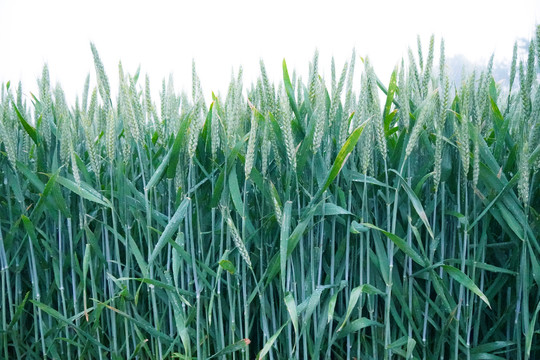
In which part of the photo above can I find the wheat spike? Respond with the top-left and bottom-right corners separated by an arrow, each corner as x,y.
398,60 -> 410,130
312,78 -> 327,154
39,64 -> 52,146
0,105 -> 16,169
278,88 -> 296,170
90,42 -> 111,109
245,113 -> 258,179
421,34 -> 435,97
308,49 -> 320,105
405,98 -> 432,159
365,58 -> 386,158
518,141 -> 530,207
223,209 -> 252,268
106,108 -> 116,162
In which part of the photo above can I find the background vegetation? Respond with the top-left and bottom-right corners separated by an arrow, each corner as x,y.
0,27 -> 539,359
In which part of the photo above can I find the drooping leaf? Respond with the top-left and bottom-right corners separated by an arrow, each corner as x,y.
442,265 -> 491,308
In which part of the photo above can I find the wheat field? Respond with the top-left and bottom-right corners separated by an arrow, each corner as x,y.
0,28 -> 539,359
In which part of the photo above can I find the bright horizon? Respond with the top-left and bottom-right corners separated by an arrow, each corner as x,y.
1,0 -> 539,105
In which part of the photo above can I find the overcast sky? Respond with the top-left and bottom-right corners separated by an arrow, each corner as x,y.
0,0 -> 539,104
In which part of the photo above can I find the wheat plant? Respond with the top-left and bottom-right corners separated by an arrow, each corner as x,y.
0,27 -> 539,360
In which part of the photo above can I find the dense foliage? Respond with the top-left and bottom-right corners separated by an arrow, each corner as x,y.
0,29 -> 539,359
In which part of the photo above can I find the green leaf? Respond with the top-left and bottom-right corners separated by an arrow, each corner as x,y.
280,201 -> 292,292
336,318 -> 382,339
82,243 -> 91,296
219,260 -> 236,274
15,160 -> 45,192
163,272 -> 191,357
442,265 -> 491,308
327,281 -> 347,324
145,144 -> 173,191
229,167 -> 244,217
467,172 -> 519,232
128,232 -> 149,278
264,201 -> 320,286
30,300 -> 109,350
362,223 -> 427,267
97,300 -> 174,343
208,339 -> 250,359
148,198 -> 190,265
284,293 -> 299,339
30,168 -> 68,220
525,300 -> 540,359
211,165 -> 226,207
351,221 -> 369,234
348,170 -> 395,189
447,259 -> 518,276
319,123 -> 366,196
390,169 -> 434,239
302,287 -> 325,328
406,337 -> 417,360
210,136 -> 245,207
117,277 -> 178,292
337,284 -> 383,332
21,215 -> 46,266
13,102 -> 39,145
283,59 -> 301,122
7,291 -> 30,331
257,322 -> 287,360
528,241 -> 540,288
383,67 -> 398,125
315,203 -> 352,216
167,113 -> 191,179
471,341 -> 514,354
54,175 -> 111,208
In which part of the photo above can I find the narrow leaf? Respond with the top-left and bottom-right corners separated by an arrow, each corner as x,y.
284,293 -> 299,339
209,339 -> 250,359
148,198 -> 190,265
13,102 -> 39,145
362,223 -> 427,267
338,284 -> 383,332
257,322 -> 287,360
280,201 -> 292,292
442,265 -> 491,308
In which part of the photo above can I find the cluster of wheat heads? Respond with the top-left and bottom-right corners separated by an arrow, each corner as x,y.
0,28 -> 539,359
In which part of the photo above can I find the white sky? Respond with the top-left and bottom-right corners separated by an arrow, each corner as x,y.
1,0 -> 539,105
